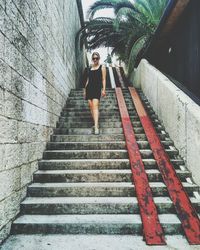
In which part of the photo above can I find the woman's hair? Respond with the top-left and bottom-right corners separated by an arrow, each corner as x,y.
92,52 -> 100,59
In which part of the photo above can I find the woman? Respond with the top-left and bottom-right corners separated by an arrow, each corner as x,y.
84,52 -> 106,135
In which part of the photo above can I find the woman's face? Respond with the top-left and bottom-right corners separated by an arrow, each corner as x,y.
92,54 -> 100,65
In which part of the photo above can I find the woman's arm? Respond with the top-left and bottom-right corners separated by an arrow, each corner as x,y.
101,65 -> 106,97
83,77 -> 89,99
85,77 -> 89,88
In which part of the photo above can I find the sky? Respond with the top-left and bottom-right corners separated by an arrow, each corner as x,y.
81,0 -> 117,65
82,0 -> 114,20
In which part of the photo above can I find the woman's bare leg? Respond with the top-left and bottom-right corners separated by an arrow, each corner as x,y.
88,100 -> 94,123
92,99 -> 99,129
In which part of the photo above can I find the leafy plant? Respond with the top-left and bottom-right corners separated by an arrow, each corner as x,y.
78,0 -> 168,75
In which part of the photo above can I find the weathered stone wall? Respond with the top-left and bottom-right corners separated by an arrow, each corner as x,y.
0,0 -> 84,243
133,59 -> 200,186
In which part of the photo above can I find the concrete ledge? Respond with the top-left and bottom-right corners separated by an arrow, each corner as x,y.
0,234 -> 198,250
133,59 -> 200,185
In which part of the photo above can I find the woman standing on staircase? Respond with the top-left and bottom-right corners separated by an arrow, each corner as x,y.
84,52 -> 106,135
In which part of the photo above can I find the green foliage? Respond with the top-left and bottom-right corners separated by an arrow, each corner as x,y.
78,0 -> 168,75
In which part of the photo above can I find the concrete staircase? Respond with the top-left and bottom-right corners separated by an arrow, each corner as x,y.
11,89 -> 200,237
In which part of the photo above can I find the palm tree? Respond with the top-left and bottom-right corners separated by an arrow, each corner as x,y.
77,16 -> 145,63
78,0 -> 168,75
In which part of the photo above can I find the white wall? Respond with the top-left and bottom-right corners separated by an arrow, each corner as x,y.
134,59 -> 200,186
0,0 -> 84,243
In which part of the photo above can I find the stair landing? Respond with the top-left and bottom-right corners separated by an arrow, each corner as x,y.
1,235 -> 199,250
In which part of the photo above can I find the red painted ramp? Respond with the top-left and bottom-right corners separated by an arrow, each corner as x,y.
129,87 -> 200,245
115,88 -> 166,245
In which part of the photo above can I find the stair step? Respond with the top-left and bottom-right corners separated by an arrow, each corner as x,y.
33,169 -> 191,183
62,110 -> 154,115
60,112 -> 154,118
61,111 -> 146,116
33,169 -> 132,182
43,149 -> 130,159
46,140 -> 173,150
59,114 -> 158,121
53,128 -> 124,135
43,149 -> 178,160
51,134 -> 124,142
53,127 -> 144,135
20,197 -> 200,215
57,121 -> 138,128
47,141 -> 126,150
66,101 -> 119,106
38,159 -> 185,170
59,116 -> 140,122
63,106 -> 136,111
11,214 -> 183,235
51,133 -> 168,142
27,182 -> 198,197
56,122 -> 162,129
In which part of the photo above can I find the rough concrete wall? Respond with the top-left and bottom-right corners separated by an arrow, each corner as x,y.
133,59 -> 200,186
0,0 -> 84,243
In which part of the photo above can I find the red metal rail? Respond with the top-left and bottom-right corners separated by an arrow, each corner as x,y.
129,87 -> 200,244
115,88 -> 166,245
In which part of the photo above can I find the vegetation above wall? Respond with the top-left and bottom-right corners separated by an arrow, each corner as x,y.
78,0 -> 168,76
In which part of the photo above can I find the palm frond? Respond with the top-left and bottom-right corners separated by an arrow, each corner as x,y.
87,0 -> 119,20
77,0 -> 169,69
128,35 -> 149,76
114,1 -> 140,15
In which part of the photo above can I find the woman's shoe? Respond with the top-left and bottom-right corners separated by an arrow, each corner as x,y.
91,125 -> 95,134
94,127 -> 100,135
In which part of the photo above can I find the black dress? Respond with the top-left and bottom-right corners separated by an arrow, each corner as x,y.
85,65 -> 102,100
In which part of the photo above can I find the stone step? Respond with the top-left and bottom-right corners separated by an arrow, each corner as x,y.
63,105 -> 136,111
68,91 -> 131,95
46,140 -> 173,150
38,159 -> 185,170
53,127 -> 125,135
58,116 -> 140,122
57,121 -> 127,128
66,100 -> 118,104
67,93 -> 119,96
62,107 -> 121,112
60,112 -> 123,118
60,111 -> 139,117
51,134 -> 125,142
54,122 -> 164,134
66,100 -> 118,105
67,97 -> 118,100
65,104 -> 135,110
43,149 -> 178,160
65,101 -> 138,107
33,169 -> 191,183
53,127 -> 144,135
67,100 -> 132,104
74,88 -> 121,91
11,214 -> 184,235
59,114 -> 158,121
62,109 -> 122,114
68,94 -> 131,98
60,112 -> 146,118
27,182 -> 198,197
70,88 -> 117,92
47,141 -> 126,150
67,94 -> 131,99
43,149 -> 129,160
50,133 -> 169,142
56,120 -> 162,128
63,103 -> 139,110
20,197 -> 200,215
